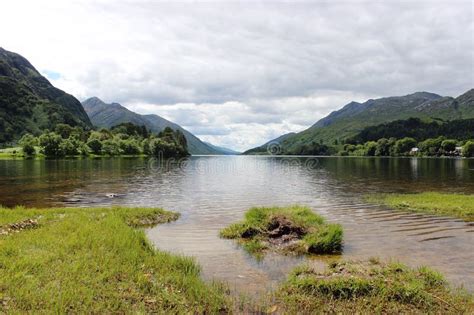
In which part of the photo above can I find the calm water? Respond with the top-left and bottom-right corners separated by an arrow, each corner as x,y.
0,156 -> 473,293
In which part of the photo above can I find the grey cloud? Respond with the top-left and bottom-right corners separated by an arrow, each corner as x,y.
69,1 -> 473,105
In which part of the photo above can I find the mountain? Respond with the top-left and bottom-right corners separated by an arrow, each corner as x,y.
204,142 -> 240,155
82,97 -> 236,155
0,47 -> 92,143
246,89 -> 474,154
242,132 -> 296,155
349,117 -> 474,143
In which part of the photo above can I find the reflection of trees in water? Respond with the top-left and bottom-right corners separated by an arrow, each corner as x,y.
314,157 -> 474,194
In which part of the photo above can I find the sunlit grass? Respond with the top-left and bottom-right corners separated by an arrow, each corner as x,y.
0,206 -> 228,313
366,192 -> 474,221
273,260 -> 474,314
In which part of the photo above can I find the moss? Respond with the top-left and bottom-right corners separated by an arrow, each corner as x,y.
366,192 -> 474,221
220,205 -> 343,256
274,260 -> 474,314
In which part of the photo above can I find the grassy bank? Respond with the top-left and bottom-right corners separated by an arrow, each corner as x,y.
366,192 -> 474,221
220,205 -> 343,257
0,206 -> 228,313
273,259 -> 474,314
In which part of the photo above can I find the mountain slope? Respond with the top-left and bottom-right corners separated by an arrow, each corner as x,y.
242,132 -> 296,154
0,47 -> 92,143
82,97 -> 235,155
204,142 -> 240,155
246,89 -> 474,154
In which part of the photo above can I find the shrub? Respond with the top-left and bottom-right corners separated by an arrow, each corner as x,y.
393,137 -> 417,156
463,141 -> 474,157
119,139 -> 141,155
19,134 -> 37,156
441,139 -> 457,154
39,132 -> 64,157
102,139 -> 120,155
86,138 -> 103,155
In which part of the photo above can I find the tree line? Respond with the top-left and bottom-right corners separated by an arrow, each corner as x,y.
338,137 -> 474,157
18,123 -> 189,158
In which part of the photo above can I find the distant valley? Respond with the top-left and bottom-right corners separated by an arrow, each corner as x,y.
82,97 -> 237,155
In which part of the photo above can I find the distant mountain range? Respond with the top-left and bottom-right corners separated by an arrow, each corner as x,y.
245,89 -> 474,154
0,47 -> 91,142
2,47 -> 472,156
82,97 -> 237,155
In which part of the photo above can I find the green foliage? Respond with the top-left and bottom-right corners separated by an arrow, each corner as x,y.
287,141 -> 333,155
5,122 -> 190,158
101,139 -> 121,156
19,134 -> 37,156
151,128 -> 189,158
119,138 -> 141,155
419,136 -> 444,156
0,48 -> 91,144
463,141 -> 474,157
441,139 -> 457,153
111,122 -> 150,138
55,123 -> 74,139
393,137 -> 417,156
86,138 -> 102,154
375,138 -> 392,156
350,117 -> 474,143
365,141 -> 377,156
38,132 -> 64,157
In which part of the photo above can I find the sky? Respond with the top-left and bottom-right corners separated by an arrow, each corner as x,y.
1,0 -> 473,151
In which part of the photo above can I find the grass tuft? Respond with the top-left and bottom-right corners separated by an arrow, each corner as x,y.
220,205 -> 343,256
275,260 -> 474,314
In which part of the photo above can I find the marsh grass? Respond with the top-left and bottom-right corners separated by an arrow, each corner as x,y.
220,205 -> 343,257
366,192 -> 474,221
274,260 -> 474,314
0,206 -> 228,313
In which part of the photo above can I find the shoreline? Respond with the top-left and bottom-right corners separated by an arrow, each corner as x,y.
1,205 -> 472,313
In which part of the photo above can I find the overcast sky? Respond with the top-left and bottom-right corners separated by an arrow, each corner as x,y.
1,0 -> 473,151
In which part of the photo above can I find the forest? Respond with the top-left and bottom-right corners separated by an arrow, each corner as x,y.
16,123 -> 189,158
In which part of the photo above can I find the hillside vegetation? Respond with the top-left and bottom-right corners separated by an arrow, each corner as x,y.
246,89 -> 474,155
0,47 -> 91,143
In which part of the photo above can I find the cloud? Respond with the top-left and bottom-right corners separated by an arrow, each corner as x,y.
0,0 -> 472,150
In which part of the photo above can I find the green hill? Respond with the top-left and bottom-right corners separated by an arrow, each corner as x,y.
246,89 -> 474,154
348,118 -> 474,143
0,47 -> 92,143
82,97 -> 236,155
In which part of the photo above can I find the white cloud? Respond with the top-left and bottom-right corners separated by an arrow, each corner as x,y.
0,0 -> 472,150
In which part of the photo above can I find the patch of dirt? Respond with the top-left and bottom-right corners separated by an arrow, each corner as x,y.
0,219 -> 39,236
264,216 -> 306,250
